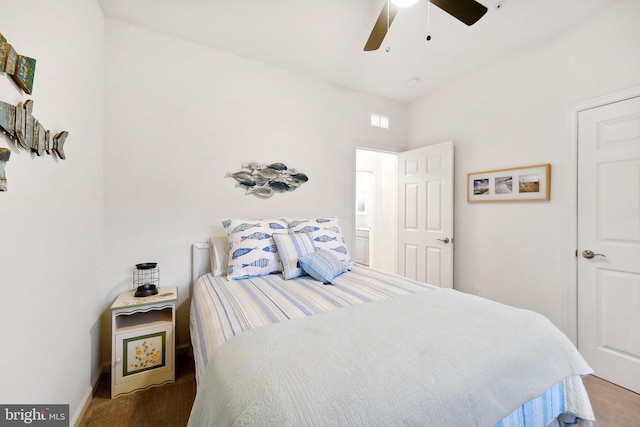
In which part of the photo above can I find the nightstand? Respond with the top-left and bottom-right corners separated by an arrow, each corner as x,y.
110,287 -> 177,398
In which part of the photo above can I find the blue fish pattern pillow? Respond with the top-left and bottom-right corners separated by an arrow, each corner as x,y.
223,218 -> 288,280
286,217 -> 352,266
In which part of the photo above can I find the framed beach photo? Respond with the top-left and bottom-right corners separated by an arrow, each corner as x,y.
467,164 -> 551,202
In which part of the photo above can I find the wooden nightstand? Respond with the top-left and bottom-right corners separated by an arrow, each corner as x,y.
110,287 -> 177,398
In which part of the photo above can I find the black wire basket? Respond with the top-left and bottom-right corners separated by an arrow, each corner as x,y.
133,262 -> 159,297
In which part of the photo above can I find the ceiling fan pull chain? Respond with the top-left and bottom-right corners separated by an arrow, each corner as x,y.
386,0 -> 392,52
426,0 -> 432,41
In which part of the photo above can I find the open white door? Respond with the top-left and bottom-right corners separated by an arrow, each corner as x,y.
398,141 -> 453,288
577,96 -> 640,393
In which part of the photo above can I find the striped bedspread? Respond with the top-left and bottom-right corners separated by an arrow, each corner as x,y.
189,264 -> 436,383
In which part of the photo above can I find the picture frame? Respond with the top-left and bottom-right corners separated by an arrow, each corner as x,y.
467,164 -> 551,202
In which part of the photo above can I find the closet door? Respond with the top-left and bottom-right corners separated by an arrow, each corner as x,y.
577,96 -> 640,393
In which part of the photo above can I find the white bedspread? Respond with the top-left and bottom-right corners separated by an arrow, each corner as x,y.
188,288 -> 593,426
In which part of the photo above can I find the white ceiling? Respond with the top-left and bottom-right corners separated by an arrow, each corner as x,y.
98,0 -> 620,103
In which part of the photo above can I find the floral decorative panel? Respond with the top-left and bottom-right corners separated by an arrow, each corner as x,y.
123,331 -> 166,376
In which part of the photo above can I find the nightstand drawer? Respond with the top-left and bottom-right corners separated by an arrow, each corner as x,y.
114,323 -> 174,384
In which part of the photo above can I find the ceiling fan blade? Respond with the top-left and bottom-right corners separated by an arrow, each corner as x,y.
364,2 -> 400,51
430,0 -> 488,26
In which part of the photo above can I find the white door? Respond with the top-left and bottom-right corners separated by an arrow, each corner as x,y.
398,141 -> 454,288
577,95 -> 640,393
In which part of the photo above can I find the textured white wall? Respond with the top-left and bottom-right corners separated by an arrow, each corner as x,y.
102,19 -> 407,364
0,0 -> 104,422
407,0 -> 640,340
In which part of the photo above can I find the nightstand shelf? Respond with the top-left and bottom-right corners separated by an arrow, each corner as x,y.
110,287 -> 177,398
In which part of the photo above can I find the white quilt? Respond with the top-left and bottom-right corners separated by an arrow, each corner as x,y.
188,289 -> 593,426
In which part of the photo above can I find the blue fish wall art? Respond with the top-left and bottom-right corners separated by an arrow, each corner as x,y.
225,162 -> 309,198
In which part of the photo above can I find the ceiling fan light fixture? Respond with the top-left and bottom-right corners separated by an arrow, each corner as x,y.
365,0 -> 487,51
391,0 -> 420,8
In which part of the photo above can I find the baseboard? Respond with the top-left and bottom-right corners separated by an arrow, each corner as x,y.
71,362 -> 109,426
71,386 -> 93,427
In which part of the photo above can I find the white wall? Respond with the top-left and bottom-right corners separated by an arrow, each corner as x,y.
407,0 -> 640,339
0,0 -> 104,423
102,19 -> 407,363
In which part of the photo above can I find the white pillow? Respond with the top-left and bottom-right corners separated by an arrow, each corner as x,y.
272,232 -> 316,280
222,218 -> 288,280
209,236 -> 229,276
286,217 -> 352,266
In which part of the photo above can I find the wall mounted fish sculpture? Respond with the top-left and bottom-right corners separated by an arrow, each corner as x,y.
0,32 -> 36,95
225,162 -> 309,198
0,147 -> 10,191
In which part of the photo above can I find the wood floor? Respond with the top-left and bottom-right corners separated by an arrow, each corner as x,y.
80,357 -> 639,426
583,375 -> 640,427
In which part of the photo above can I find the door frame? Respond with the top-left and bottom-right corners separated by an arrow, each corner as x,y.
568,85 -> 640,346
355,168 -> 375,266
354,146 -> 399,273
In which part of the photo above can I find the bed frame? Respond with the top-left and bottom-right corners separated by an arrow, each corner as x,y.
191,242 -> 211,284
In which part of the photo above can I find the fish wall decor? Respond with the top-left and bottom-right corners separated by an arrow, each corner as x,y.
225,162 -> 309,198
0,99 -> 68,159
0,32 -> 36,95
0,147 -> 10,191
0,32 -> 69,193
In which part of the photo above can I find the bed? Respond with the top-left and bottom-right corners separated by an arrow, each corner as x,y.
188,218 -> 594,427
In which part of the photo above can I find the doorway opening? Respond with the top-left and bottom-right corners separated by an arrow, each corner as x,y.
354,148 -> 398,274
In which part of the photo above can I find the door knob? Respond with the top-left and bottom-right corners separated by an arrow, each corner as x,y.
437,237 -> 450,244
582,250 -> 606,259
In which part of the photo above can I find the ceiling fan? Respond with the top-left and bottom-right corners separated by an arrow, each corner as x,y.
364,0 -> 488,51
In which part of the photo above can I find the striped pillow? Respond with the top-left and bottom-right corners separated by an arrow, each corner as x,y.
272,232 -> 316,280
299,249 -> 347,284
